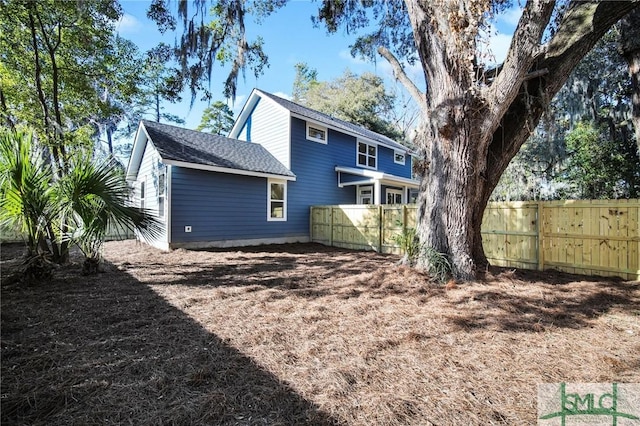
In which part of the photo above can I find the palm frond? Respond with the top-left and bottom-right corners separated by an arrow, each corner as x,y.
56,154 -> 162,260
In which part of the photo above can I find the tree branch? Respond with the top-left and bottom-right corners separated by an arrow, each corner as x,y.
377,46 -> 427,114
484,1 -> 640,195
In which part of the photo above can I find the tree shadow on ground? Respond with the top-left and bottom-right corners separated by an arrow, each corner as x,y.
122,244 -> 404,299
1,258 -> 340,425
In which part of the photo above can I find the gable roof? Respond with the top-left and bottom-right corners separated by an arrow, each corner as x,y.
127,120 -> 295,181
232,89 -> 412,154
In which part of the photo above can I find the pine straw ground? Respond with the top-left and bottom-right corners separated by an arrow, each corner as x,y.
1,240 -> 639,425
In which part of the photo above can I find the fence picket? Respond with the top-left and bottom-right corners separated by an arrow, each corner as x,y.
310,200 -> 640,280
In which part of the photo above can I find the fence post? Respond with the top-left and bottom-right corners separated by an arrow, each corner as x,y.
537,201 -> 544,271
329,206 -> 334,247
378,205 -> 383,253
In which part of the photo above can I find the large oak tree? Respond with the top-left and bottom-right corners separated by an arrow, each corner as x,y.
153,0 -> 639,280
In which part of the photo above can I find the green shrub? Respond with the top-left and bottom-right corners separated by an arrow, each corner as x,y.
392,222 -> 421,264
421,246 -> 452,284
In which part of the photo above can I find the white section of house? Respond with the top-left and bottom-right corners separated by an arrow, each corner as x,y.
231,92 -> 291,169
126,129 -> 169,251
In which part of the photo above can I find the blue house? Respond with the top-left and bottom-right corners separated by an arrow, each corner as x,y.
126,89 -> 419,250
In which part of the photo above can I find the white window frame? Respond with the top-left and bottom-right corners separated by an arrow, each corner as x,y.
357,140 -> 377,169
357,185 -> 373,205
157,171 -> 165,218
267,179 -> 287,221
394,151 -> 406,165
139,178 -> 146,209
386,188 -> 403,205
306,122 -> 327,144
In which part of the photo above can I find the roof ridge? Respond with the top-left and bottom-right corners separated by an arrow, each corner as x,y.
254,89 -> 409,151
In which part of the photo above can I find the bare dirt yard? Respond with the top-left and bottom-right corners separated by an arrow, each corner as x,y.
1,240 -> 639,425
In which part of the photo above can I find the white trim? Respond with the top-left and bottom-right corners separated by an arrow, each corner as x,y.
335,166 -> 419,188
357,140 -> 378,170
126,122 -> 152,181
306,122 -> 328,144
338,178 -> 374,188
394,151 -> 406,165
162,159 -> 296,181
267,178 -> 287,221
374,180 -> 381,204
169,235 -> 310,250
166,165 -> 172,245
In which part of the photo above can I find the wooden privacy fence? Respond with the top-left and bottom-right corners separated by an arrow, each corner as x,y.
310,199 -> 640,281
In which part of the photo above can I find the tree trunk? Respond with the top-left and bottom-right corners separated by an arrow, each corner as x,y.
402,0 -> 639,281
620,8 -> 640,153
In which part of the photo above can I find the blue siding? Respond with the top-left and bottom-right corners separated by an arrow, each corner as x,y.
290,117 -> 356,209
170,167 -> 307,243
377,145 -> 412,177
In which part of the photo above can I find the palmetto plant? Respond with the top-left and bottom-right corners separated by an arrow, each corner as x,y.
0,128 -> 161,277
0,129 -> 53,255
56,154 -> 162,273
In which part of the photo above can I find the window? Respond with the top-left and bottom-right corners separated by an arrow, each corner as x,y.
394,151 -> 406,165
386,188 -> 403,204
358,186 -> 373,205
268,179 -> 287,221
306,122 -> 327,144
157,172 -> 165,218
139,179 -> 145,209
357,141 -> 377,169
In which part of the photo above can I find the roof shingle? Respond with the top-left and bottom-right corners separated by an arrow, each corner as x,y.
141,120 -> 294,178
257,90 -> 410,152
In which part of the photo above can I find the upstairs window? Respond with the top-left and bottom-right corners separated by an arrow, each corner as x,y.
357,141 -> 377,169
394,151 -> 406,165
306,122 -> 327,144
268,179 -> 287,221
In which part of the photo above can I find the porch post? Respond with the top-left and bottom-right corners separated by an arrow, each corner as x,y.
374,180 -> 381,205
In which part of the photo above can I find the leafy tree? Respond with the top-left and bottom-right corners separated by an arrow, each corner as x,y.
196,101 -> 234,135
0,0 -> 128,171
300,69 -> 404,141
560,122 -> 640,199
292,62 -> 319,103
620,8 -> 640,153
493,28 -> 637,201
135,43 -> 185,125
149,1 -> 639,280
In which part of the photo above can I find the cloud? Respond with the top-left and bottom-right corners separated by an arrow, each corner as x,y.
338,49 -> 370,66
116,14 -> 142,35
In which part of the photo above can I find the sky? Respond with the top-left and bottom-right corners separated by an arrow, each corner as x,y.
116,1 -> 522,130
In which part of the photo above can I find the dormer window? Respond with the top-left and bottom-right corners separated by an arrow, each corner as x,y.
306,122 -> 327,144
357,141 -> 377,169
394,151 -> 406,165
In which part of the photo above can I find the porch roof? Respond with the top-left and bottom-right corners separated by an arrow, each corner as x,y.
335,166 -> 420,189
